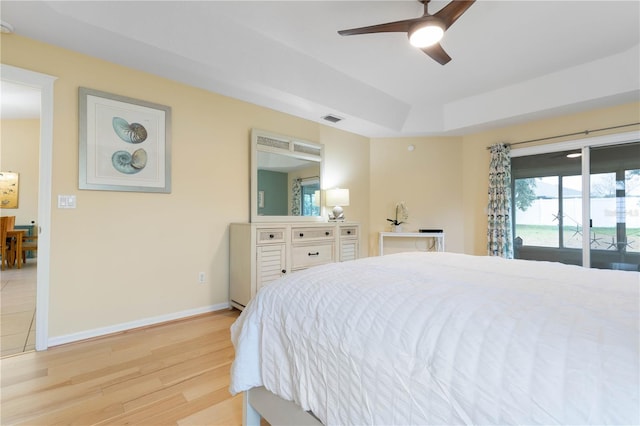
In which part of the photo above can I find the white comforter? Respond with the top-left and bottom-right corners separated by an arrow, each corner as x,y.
230,252 -> 639,425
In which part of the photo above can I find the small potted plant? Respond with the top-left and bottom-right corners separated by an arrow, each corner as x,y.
387,201 -> 408,232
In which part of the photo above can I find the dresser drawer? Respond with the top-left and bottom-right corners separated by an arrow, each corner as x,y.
340,226 -> 358,238
291,243 -> 334,270
292,227 -> 334,242
257,228 -> 286,244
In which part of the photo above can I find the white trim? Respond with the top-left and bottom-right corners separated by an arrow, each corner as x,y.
510,130 -> 640,157
1,64 -> 57,351
47,302 -> 231,347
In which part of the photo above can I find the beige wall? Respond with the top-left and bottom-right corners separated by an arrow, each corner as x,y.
368,103 -> 639,256
2,33 -> 638,342
461,102 -> 640,255
0,119 -> 39,225
369,102 -> 640,255
369,137 -> 464,254
320,125 -> 371,246
1,35 -> 370,340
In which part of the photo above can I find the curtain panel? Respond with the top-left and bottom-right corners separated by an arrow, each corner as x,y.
487,144 -> 514,258
291,178 -> 301,216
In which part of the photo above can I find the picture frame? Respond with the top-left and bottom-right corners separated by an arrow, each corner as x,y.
0,172 -> 19,208
78,87 -> 171,193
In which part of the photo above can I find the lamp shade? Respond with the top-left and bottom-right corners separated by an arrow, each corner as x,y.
325,188 -> 350,207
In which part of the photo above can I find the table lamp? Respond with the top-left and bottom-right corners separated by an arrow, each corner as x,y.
326,188 -> 349,221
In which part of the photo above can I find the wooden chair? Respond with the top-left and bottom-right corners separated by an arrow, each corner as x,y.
1,217 -> 15,270
19,233 -> 37,264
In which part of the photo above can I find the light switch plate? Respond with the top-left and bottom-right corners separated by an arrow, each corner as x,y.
58,195 -> 76,209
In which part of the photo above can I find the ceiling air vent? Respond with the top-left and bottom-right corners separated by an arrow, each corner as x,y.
322,114 -> 343,124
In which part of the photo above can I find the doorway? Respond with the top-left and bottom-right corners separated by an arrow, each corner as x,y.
1,64 -> 55,353
1,81 -> 40,356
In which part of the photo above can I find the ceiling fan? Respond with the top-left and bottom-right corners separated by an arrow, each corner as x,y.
338,0 -> 475,65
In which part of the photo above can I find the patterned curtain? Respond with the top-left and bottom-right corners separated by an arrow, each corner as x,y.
291,178 -> 301,216
487,143 -> 513,258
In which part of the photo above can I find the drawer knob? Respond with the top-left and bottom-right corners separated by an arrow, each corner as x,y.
281,269 -> 287,274
299,233 -> 304,237
325,231 -> 330,236
347,230 -> 351,235
269,234 -> 274,239
308,252 -> 320,257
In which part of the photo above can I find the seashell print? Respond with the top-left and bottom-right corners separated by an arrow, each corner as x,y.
111,148 -> 147,174
130,148 -> 147,169
112,117 -> 148,144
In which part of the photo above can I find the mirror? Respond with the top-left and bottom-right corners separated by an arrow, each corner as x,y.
251,129 -> 324,222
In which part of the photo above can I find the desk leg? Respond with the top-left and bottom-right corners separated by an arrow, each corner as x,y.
379,234 -> 384,256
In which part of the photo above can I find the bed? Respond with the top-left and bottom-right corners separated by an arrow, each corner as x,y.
229,252 -> 639,425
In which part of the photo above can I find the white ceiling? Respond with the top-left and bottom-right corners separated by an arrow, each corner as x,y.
1,80 -> 41,119
1,1 -> 639,137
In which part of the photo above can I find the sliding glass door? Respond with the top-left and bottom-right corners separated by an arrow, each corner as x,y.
511,135 -> 639,270
589,143 -> 640,270
512,150 -> 583,266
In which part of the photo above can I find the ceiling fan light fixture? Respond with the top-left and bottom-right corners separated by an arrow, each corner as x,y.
408,19 -> 445,48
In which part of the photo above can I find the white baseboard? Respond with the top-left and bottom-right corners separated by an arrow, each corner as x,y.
48,302 -> 231,347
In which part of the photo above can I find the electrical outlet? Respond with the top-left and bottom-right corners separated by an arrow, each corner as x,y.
198,272 -> 206,283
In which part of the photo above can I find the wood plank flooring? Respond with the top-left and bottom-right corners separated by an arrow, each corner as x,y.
1,309 -> 244,425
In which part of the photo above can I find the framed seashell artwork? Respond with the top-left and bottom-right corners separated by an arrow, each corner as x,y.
78,87 -> 171,193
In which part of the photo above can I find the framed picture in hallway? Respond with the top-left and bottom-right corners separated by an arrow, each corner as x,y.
78,87 -> 172,193
0,172 -> 19,208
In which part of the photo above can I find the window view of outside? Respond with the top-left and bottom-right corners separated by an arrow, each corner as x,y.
590,171 -> 640,253
514,171 -> 640,253
301,182 -> 320,216
513,142 -> 639,269
514,176 -> 579,248
562,175 -> 582,249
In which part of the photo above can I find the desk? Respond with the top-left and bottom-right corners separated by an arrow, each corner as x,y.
6,229 -> 25,268
379,232 -> 445,256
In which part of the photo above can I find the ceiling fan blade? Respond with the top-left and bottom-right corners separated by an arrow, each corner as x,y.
338,19 -> 413,36
421,43 -> 451,65
434,0 -> 475,29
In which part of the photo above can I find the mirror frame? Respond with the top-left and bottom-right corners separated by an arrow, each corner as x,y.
251,129 -> 325,223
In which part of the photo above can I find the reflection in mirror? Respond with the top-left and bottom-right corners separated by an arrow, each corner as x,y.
300,177 -> 321,216
256,151 -> 320,216
251,129 -> 324,222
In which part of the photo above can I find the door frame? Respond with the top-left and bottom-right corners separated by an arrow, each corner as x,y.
1,64 -> 56,350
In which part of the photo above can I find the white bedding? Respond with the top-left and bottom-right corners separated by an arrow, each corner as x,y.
230,252 -> 640,425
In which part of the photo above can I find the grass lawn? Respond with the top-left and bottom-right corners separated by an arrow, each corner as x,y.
515,224 -> 640,251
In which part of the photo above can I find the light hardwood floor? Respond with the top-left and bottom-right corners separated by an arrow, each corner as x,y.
1,260 -> 37,357
1,309 -> 244,425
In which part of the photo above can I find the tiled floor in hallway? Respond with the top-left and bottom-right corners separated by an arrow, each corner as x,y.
1,260 -> 36,358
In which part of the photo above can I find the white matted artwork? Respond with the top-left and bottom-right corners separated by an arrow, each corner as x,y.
78,87 -> 171,193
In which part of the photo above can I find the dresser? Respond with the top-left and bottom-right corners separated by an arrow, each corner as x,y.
229,222 -> 359,310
